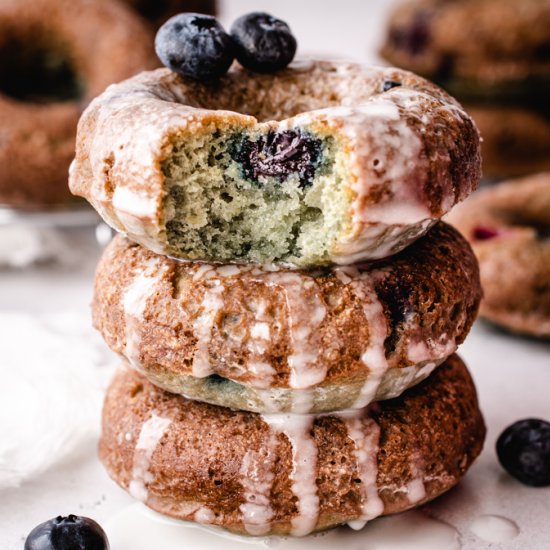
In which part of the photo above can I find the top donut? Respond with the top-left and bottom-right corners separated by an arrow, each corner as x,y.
69,59 -> 481,267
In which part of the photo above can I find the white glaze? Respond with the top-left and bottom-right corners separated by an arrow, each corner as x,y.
340,411 -> 384,524
123,259 -> 167,369
407,334 -> 457,365
191,282 -> 225,378
194,507 -> 216,525
346,271 -> 390,409
245,296 -> 277,389
128,411 -> 172,502
106,504 -> 462,550
263,272 -> 327,390
406,477 -> 427,504
112,185 -> 157,219
239,433 -> 278,536
469,514 -> 519,543
261,414 -> 319,536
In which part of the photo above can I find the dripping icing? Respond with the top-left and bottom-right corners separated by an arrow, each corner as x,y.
239,433 -> 278,535
123,259 -> 167,369
129,411 -> 172,502
261,414 -> 319,536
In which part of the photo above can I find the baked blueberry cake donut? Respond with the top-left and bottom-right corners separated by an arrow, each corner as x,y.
381,0 -> 550,97
69,60 -> 481,266
99,355 -> 485,536
380,0 -> 550,178
0,0 -> 158,208
92,222 -> 481,413
448,173 -> 550,338
461,105 -> 550,178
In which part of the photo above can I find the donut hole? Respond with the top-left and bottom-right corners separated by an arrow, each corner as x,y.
0,32 -> 84,104
162,125 -> 351,265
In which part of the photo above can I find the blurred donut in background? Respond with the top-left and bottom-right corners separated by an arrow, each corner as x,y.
0,0 -> 158,209
448,172 -> 550,338
380,0 -> 550,179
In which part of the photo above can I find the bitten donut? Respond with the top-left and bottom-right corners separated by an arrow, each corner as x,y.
380,0 -> 550,97
70,60 -> 480,266
93,222 -> 481,413
99,355 -> 485,536
0,0 -> 158,208
448,173 -> 550,338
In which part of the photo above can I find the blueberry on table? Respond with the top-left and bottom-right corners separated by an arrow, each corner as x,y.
25,515 -> 109,550
155,13 -> 235,80
496,418 -> 550,487
230,12 -> 297,73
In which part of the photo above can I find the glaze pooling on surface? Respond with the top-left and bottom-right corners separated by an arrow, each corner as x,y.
129,411 -> 172,502
106,504 -> 462,549
469,515 -> 519,543
261,414 -> 319,536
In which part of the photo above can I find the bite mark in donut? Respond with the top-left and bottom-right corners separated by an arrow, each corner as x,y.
71,61 -> 480,266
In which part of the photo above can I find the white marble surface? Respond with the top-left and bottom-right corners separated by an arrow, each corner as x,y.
1,1 -> 549,549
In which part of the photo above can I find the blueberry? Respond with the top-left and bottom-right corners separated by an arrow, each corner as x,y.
25,515 -> 109,550
230,12 -> 297,73
155,13 -> 235,80
232,130 -> 322,188
382,80 -> 402,92
472,226 -> 500,241
496,418 -> 550,487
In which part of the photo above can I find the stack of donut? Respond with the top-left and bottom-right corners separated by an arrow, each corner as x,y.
71,60 -> 486,536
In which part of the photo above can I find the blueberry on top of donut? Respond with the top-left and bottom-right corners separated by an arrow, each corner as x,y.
155,13 -> 235,80
230,12 -> 297,72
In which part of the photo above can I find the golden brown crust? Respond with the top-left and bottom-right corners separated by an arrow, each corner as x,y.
447,173 -> 550,337
69,61 -> 480,264
92,222 -> 481,411
99,354 -> 485,535
0,0 -> 158,208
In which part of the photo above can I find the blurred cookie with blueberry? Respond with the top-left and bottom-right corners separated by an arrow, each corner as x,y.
380,0 -> 550,179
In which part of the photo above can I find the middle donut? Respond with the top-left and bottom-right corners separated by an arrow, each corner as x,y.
93,221 -> 480,413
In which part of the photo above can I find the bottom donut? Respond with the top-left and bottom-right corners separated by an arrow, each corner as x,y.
99,354 -> 485,536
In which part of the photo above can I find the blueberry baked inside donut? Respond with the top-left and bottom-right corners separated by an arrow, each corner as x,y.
163,126 -> 337,264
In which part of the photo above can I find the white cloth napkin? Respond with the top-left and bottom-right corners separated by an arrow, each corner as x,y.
0,311 -> 114,489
